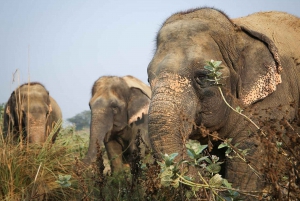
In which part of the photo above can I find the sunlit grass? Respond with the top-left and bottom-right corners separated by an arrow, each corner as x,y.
0,124 -> 91,200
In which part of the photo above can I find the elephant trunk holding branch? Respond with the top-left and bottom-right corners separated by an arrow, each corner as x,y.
3,82 -> 62,143
83,75 -> 151,173
147,8 -> 300,199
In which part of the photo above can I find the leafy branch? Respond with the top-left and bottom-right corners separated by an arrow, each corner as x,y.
158,140 -> 243,200
204,60 -> 260,130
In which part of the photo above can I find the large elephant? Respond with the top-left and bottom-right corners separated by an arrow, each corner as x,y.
147,8 -> 300,199
83,75 -> 151,173
3,82 -> 62,143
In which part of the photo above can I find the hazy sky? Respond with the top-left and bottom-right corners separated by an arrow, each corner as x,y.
1,0 -> 299,120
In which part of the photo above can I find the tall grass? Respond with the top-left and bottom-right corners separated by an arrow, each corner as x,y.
0,120 -> 93,200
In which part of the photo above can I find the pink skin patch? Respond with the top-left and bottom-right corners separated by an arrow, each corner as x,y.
150,73 -> 192,95
128,104 -> 149,125
242,63 -> 282,105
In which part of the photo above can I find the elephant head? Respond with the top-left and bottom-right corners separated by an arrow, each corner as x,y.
3,82 -> 62,143
84,75 -> 151,173
147,8 -> 298,195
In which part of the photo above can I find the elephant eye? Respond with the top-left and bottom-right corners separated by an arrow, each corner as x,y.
194,71 -> 209,86
111,103 -> 119,114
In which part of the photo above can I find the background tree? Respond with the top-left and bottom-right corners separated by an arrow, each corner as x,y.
67,110 -> 91,130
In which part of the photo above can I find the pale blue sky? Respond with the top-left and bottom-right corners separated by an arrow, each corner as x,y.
1,0 -> 299,119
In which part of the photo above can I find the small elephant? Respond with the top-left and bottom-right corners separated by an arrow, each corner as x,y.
83,75 -> 151,173
3,82 -> 62,143
147,7 -> 300,199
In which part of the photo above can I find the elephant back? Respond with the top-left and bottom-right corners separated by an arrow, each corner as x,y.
233,11 -> 300,59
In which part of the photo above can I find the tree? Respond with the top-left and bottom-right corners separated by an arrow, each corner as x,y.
67,110 -> 91,130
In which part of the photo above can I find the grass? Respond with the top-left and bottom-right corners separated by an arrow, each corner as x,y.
0,66 -> 299,200
0,123 -> 91,200
0,120 -> 180,201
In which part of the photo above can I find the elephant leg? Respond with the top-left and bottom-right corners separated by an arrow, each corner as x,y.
105,140 -> 123,173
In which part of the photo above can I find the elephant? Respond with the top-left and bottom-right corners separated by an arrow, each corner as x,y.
3,82 -> 62,143
147,7 -> 300,200
83,75 -> 151,173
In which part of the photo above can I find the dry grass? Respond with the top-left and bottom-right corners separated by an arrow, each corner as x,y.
0,124 -> 91,200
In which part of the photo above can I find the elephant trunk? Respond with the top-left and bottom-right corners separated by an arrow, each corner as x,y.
26,116 -> 47,143
148,73 -> 197,162
84,110 -> 113,163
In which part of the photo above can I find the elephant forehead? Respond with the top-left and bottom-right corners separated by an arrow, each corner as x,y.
90,93 -> 125,109
27,112 -> 46,122
158,20 -> 208,42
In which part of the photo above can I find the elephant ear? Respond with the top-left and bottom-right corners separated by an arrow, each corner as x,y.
236,26 -> 282,106
3,93 -> 16,135
123,75 -> 151,99
123,75 -> 151,125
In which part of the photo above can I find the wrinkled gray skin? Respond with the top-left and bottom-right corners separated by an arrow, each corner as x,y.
147,8 -> 300,199
83,75 -> 151,173
3,82 -> 62,143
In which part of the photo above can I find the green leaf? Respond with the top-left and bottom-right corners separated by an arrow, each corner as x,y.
234,143 -> 240,148
206,163 -> 221,174
185,190 -> 193,199
215,71 -> 223,77
61,181 -> 71,188
165,158 -> 172,167
157,161 -> 165,168
160,177 -> 172,187
215,66 -> 224,71
222,179 -> 232,188
209,174 -> 223,187
225,147 -> 232,155
211,155 -> 219,163
187,149 -> 195,159
160,168 -> 173,187
204,65 -> 214,71
197,156 -> 209,163
171,177 -> 180,188
213,60 -> 222,67
196,144 -> 208,155
218,142 -> 228,149
56,175 -> 72,188
186,140 -> 208,156
168,153 -> 178,161
183,175 -> 194,181
235,106 -> 243,113
204,157 -> 212,164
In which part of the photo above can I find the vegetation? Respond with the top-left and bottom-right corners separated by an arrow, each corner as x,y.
154,60 -> 300,200
67,110 -> 91,130
0,61 -> 299,200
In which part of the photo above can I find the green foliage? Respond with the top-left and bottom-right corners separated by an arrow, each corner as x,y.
157,140 -> 242,200
56,175 -> 72,188
218,138 -> 249,159
204,60 -> 224,86
67,110 -> 91,130
157,153 -> 183,188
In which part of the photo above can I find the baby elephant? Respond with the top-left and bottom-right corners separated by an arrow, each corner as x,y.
3,82 -> 62,143
83,75 -> 151,173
